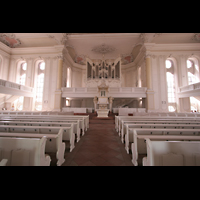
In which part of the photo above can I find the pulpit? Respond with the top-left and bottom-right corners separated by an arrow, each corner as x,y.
97,97 -> 109,117
95,78 -> 110,118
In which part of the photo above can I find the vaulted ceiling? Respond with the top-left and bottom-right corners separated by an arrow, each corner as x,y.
0,33 -> 199,65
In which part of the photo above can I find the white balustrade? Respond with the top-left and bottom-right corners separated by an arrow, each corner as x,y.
0,79 -> 34,96
179,82 -> 200,92
62,87 -> 147,98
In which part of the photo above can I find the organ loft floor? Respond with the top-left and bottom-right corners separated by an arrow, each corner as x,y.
49,113 -> 134,166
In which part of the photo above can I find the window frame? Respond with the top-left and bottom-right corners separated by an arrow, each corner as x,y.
35,61 -> 45,111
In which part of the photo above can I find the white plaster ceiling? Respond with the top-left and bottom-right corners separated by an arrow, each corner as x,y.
2,33 -> 199,49
1,33 -> 199,64
66,33 -> 141,60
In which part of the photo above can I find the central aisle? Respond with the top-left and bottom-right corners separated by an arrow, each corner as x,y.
62,114 -> 134,166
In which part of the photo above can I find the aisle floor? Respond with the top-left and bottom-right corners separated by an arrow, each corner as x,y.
50,115 -> 134,166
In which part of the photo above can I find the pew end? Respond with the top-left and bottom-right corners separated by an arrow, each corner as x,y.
0,159 -> 8,166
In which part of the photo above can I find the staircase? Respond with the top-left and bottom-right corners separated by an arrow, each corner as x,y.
114,99 -> 135,108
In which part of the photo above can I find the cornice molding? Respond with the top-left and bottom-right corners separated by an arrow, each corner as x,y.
67,33 -> 140,40
10,45 -> 64,55
151,43 -> 200,52
0,41 -> 12,55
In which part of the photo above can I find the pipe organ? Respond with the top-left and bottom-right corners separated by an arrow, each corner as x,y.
86,57 -> 121,81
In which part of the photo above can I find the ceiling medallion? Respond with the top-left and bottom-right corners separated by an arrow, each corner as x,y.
92,43 -> 116,54
0,33 -> 21,48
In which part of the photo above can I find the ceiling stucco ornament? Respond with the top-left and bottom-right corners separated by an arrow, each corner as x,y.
0,33 -> 21,48
121,54 -> 134,64
191,33 -> 200,41
92,43 -> 116,54
140,33 -> 162,43
61,33 -> 70,46
75,55 -> 86,65
46,34 -> 61,44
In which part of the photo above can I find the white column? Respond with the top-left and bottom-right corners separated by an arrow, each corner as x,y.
145,54 -> 155,112
178,55 -> 190,112
54,56 -> 63,111
2,56 -> 9,80
159,55 -> 168,112
8,58 -> 17,82
43,58 -> 51,111
23,58 -> 34,111
179,55 -> 188,87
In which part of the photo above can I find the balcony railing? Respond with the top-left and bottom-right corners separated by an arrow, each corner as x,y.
0,79 -> 34,97
178,82 -> 200,98
179,82 -> 200,93
62,87 -> 147,98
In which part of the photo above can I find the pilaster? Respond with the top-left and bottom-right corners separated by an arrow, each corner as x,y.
53,55 -> 63,111
144,54 -> 155,112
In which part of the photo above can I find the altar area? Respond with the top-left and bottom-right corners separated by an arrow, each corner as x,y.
97,97 -> 109,117
94,79 -> 114,118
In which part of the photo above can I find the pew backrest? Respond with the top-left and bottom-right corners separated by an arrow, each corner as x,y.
0,121 -> 79,135
144,139 -> 200,166
125,128 -> 200,154
0,136 -> 51,166
132,133 -> 200,166
0,159 -> 8,166
0,115 -> 89,130
118,117 -> 200,134
0,118 -> 85,134
0,125 -> 75,152
122,120 -> 200,138
0,128 -> 65,166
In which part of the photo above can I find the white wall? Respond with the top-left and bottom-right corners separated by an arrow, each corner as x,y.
0,43 -> 64,111
72,68 -> 82,88
1,41 -> 200,113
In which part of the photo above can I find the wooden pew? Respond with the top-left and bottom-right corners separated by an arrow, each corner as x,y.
115,115 -> 200,134
0,114 -> 90,131
0,128 -> 65,166
0,117 -> 86,136
0,159 -> 8,166
0,120 -> 81,143
143,139 -> 200,166
0,125 -> 75,152
124,124 -> 200,152
0,136 -> 51,166
118,117 -> 200,136
132,133 -> 200,166
121,120 -> 200,143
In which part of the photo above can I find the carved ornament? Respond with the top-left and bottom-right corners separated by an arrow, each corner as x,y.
0,33 -> 21,48
92,43 -> 116,54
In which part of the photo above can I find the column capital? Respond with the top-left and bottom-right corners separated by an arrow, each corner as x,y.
57,54 -> 63,61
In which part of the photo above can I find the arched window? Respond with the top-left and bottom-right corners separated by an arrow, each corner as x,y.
166,59 -> 176,112
66,67 -> 71,88
187,59 -> 199,85
66,98 -> 70,106
190,97 -> 199,112
35,61 -> 45,111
